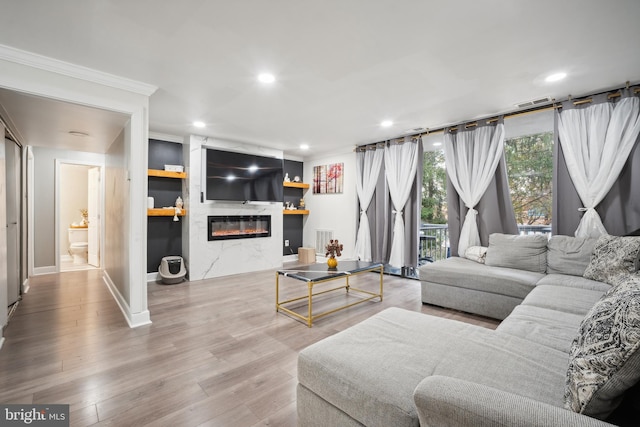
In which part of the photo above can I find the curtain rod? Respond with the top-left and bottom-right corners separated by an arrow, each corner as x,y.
356,82 -> 640,148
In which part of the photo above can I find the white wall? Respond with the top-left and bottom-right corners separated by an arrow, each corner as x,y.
302,150 -> 358,259
104,129 -> 128,301
59,164 -> 90,257
186,135 -> 284,280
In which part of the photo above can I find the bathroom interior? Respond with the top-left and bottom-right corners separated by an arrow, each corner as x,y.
59,162 -> 101,272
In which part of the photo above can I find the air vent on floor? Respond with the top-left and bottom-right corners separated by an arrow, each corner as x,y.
515,97 -> 552,109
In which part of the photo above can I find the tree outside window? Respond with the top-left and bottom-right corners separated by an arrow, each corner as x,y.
504,132 -> 553,226
421,150 -> 447,224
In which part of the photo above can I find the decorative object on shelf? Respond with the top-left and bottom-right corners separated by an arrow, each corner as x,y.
174,196 -> 183,222
285,201 -> 297,210
313,163 -> 344,194
293,175 -> 301,182
325,239 -> 343,270
299,198 -> 305,208
164,164 -> 184,172
80,209 -> 89,226
147,196 -> 155,209
284,173 -> 291,182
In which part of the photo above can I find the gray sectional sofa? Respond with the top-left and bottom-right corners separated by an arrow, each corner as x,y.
297,234 -> 640,426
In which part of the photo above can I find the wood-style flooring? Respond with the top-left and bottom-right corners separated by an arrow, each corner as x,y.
0,264 -> 499,426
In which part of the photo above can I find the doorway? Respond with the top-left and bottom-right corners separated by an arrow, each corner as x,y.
56,161 -> 103,272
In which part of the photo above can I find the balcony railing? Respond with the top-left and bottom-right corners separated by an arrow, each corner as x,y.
419,223 -> 552,264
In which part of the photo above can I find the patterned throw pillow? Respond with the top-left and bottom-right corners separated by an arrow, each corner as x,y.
565,275 -> 640,419
583,235 -> 640,285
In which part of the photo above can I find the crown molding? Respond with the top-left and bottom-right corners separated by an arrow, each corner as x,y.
149,131 -> 186,144
0,44 -> 157,97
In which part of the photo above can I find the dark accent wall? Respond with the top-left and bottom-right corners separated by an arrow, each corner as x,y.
147,139 -> 184,273
283,159 -> 305,255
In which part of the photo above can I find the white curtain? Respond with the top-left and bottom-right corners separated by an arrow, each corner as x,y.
385,140 -> 419,267
354,148 -> 384,261
444,123 -> 505,256
557,96 -> 640,237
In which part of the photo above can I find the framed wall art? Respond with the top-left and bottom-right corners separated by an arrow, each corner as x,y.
313,162 -> 343,194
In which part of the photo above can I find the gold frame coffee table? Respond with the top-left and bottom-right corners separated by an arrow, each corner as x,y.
276,261 -> 383,327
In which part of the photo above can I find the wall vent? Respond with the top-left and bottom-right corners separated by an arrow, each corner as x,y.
515,96 -> 552,109
315,229 -> 334,254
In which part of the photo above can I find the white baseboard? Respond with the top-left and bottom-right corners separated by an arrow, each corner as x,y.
282,254 -> 298,263
33,266 -> 56,275
61,254 -> 73,263
22,278 -> 30,294
0,336 -> 4,351
147,272 -> 159,282
102,271 -> 152,328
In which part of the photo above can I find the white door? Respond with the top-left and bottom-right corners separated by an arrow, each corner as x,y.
5,140 -> 20,305
87,167 -> 100,267
0,136 -> 7,316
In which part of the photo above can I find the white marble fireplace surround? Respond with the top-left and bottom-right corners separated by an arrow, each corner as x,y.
186,135 -> 284,280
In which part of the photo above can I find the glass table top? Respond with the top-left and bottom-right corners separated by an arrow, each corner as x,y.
277,260 -> 383,282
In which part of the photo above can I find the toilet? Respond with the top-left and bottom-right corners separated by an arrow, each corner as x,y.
68,227 -> 89,264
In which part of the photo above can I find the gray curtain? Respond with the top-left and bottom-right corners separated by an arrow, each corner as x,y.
447,156 -> 518,257
553,88 -> 640,236
359,138 -> 423,268
366,157 -> 391,264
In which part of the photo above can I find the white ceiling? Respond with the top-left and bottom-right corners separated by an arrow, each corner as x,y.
0,0 -> 639,157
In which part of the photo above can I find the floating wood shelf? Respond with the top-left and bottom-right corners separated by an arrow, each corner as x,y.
283,209 -> 309,215
148,169 -> 187,179
283,182 -> 309,189
147,208 -> 187,217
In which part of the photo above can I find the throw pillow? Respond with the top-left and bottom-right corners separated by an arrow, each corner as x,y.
565,274 -> 640,419
464,246 -> 487,263
583,235 -> 640,285
484,233 -> 548,273
547,235 -> 597,277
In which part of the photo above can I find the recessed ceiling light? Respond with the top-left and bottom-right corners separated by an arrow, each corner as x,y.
433,142 -> 442,147
68,131 -> 89,137
258,73 -> 276,84
545,72 -> 567,83
381,120 -> 393,127
248,165 -> 258,173
226,175 -> 236,181
300,144 -> 309,150
193,121 -> 206,128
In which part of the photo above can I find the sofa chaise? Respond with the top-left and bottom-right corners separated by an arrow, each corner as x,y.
296,234 -> 640,426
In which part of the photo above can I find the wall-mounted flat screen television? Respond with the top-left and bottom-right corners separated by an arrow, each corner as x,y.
204,148 -> 283,202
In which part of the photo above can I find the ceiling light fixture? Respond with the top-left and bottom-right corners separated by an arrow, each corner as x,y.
248,165 -> 258,173
258,73 -> 276,84
433,142 -> 442,147
300,144 -> 309,150
380,120 -> 393,127
545,72 -> 567,83
193,121 -> 206,128
68,131 -> 89,137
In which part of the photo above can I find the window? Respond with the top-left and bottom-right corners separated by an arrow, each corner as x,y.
503,110 -> 554,232
421,148 -> 447,224
421,135 -> 448,262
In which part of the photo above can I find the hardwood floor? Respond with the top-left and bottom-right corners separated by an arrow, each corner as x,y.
0,264 -> 498,426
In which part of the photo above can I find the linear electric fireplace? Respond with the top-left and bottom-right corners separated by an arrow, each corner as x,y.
207,215 -> 271,241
